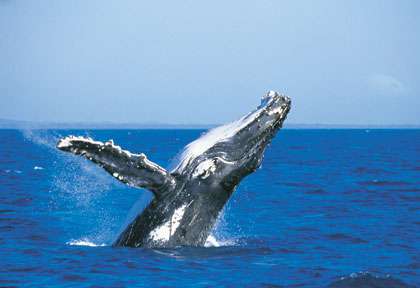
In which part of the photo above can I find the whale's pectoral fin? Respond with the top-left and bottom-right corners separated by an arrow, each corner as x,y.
56,136 -> 175,198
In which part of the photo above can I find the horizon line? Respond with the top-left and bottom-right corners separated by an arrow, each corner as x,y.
0,118 -> 419,129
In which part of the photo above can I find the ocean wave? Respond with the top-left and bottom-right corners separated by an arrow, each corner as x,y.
2,169 -> 22,174
358,180 -> 410,187
327,272 -> 415,288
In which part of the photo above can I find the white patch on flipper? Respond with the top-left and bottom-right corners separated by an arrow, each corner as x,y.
149,204 -> 187,242
192,159 -> 216,179
57,136 -> 135,158
57,136 -> 170,178
56,137 -> 72,149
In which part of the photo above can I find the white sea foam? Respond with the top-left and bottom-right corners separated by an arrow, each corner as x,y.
33,166 -> 44,170
204,205 -> 241,248
204,235 -> 220,247
204,235 -> 237,247
66,238 -> 106,247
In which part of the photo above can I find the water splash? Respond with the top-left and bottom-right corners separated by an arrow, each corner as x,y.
21,130 -> 115,205
66,238 -> 107,247
204,235 -> 237,247
21,129 -> 119,244
21,129 -> 60,150
205,207 -> 241,247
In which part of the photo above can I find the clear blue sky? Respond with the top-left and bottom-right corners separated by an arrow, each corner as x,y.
1,1 -> 419,125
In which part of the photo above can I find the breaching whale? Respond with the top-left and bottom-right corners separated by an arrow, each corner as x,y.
57,91 -> 291,248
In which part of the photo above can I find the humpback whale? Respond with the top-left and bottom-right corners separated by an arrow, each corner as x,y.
57,91 -> 291,248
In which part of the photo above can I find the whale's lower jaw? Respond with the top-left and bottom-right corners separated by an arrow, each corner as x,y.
57,91 -> 291,248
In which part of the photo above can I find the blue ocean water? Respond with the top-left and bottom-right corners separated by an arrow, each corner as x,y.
0,129 -> 419,287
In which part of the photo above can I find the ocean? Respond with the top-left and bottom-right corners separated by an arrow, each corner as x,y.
0,129 -> 419,287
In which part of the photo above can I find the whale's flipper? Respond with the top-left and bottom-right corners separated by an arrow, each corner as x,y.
56,136 -> 175,197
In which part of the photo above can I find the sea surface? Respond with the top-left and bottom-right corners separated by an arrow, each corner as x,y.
0,129 -> 419,287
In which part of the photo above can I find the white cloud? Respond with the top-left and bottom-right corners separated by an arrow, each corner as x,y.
368,73 -> 405,94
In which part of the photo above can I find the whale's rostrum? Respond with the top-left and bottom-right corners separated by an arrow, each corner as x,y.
57,91 -> 291,247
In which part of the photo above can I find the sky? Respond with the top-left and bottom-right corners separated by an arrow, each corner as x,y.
0,0 -> 419,125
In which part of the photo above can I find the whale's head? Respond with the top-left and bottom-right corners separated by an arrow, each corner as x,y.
172,91 -> 291,191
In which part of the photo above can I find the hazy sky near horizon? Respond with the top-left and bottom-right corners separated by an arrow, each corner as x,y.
1,1 -> 419,125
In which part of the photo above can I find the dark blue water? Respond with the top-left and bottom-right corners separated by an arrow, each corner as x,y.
0,129 -> 419,287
